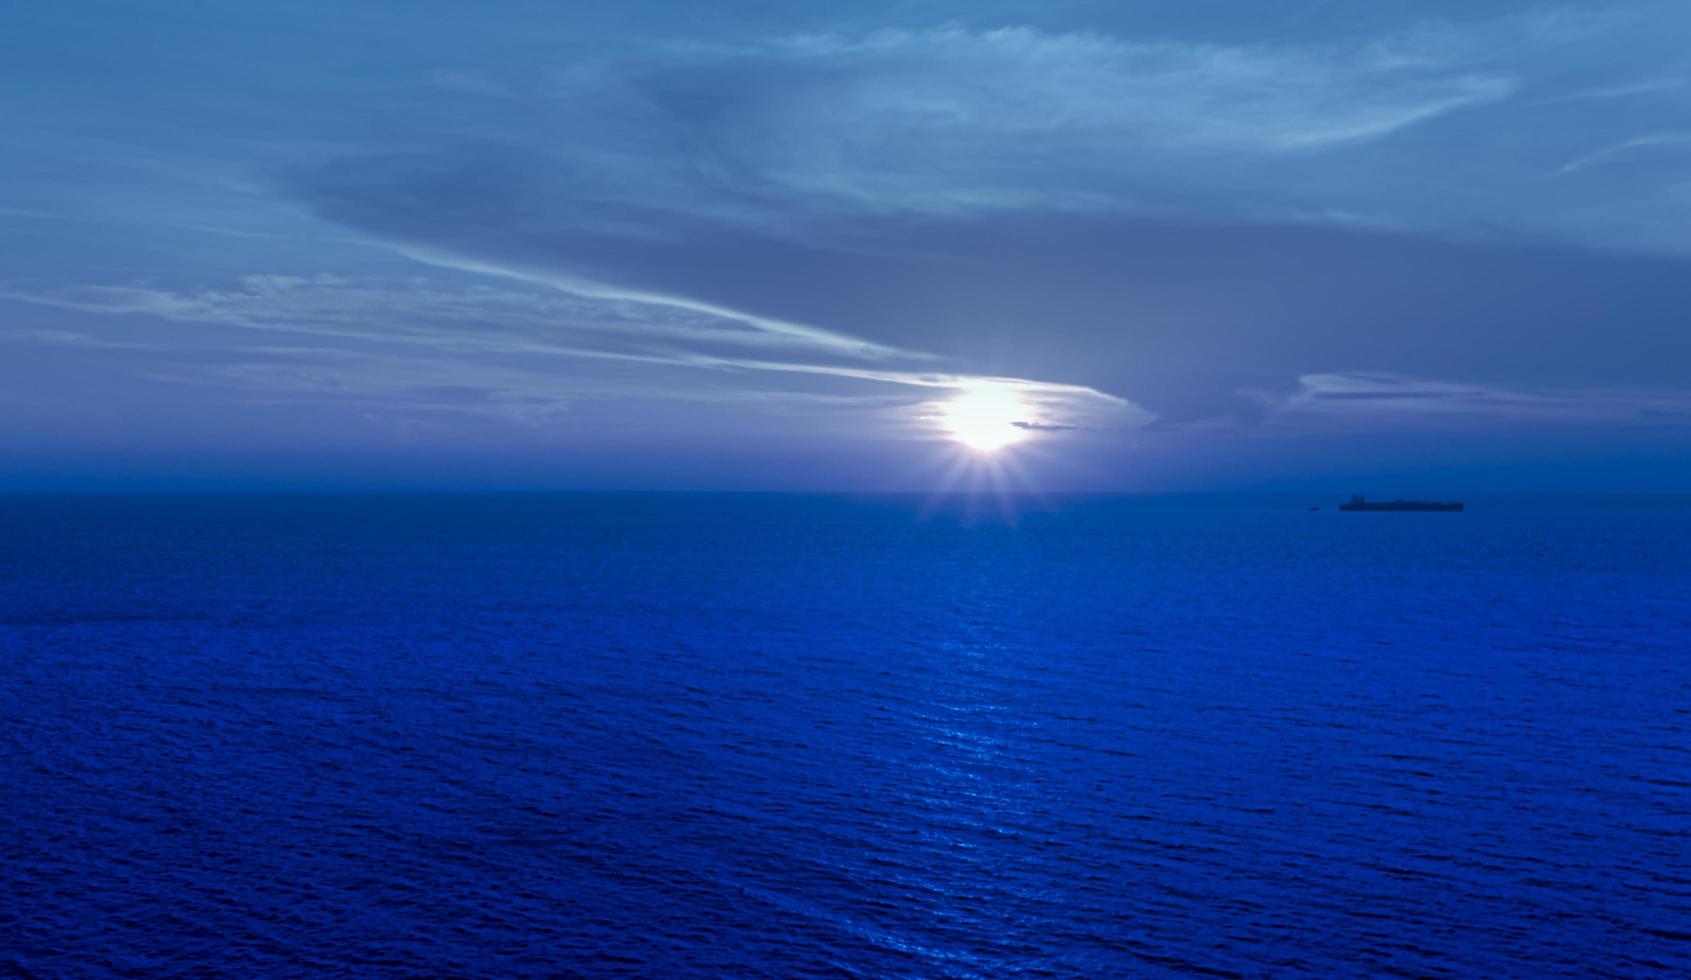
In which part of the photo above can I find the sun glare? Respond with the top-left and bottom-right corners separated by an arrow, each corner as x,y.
941,385 -> 1027,452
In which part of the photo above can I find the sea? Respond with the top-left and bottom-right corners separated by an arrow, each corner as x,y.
1,493 -> 1687,977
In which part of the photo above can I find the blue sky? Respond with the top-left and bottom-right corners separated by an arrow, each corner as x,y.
3,0 -> 1689,489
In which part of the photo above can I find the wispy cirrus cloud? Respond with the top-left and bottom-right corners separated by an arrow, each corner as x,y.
1270,372 -> 1691,424
329,23 -> 1516,226
1543,77 -> 1685,103
0,273 -> 1141,436
1558,132 -> 1691,174
1,274 -> 906,362
613,25 -> 1516,214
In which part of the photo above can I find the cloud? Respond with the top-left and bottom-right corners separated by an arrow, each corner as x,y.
390,245 -> 913,361
282,21 -> 1526,251
1558,132 -> 1691,174
1272,372 -> 1691,424
0,273 -> 1144,437
1,274 -> 890,358
1544,77 -> 1685,103
625,26 -> 1514,213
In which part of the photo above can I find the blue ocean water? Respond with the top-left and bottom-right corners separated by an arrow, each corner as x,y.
1,493 -> 1688,977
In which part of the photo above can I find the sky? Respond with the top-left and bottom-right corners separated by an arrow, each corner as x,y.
3,0 -> 1689,491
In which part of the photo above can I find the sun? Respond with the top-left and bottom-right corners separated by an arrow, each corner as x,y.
940,384 -> 1028,452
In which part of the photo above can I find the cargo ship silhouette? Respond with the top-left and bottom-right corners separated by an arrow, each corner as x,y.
1339,493 -> 1463,512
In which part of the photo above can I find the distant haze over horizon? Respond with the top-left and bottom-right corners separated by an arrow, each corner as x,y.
4,1 -> 1690,490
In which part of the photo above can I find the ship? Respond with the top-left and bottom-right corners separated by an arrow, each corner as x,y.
1338,493 -> 1463,512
